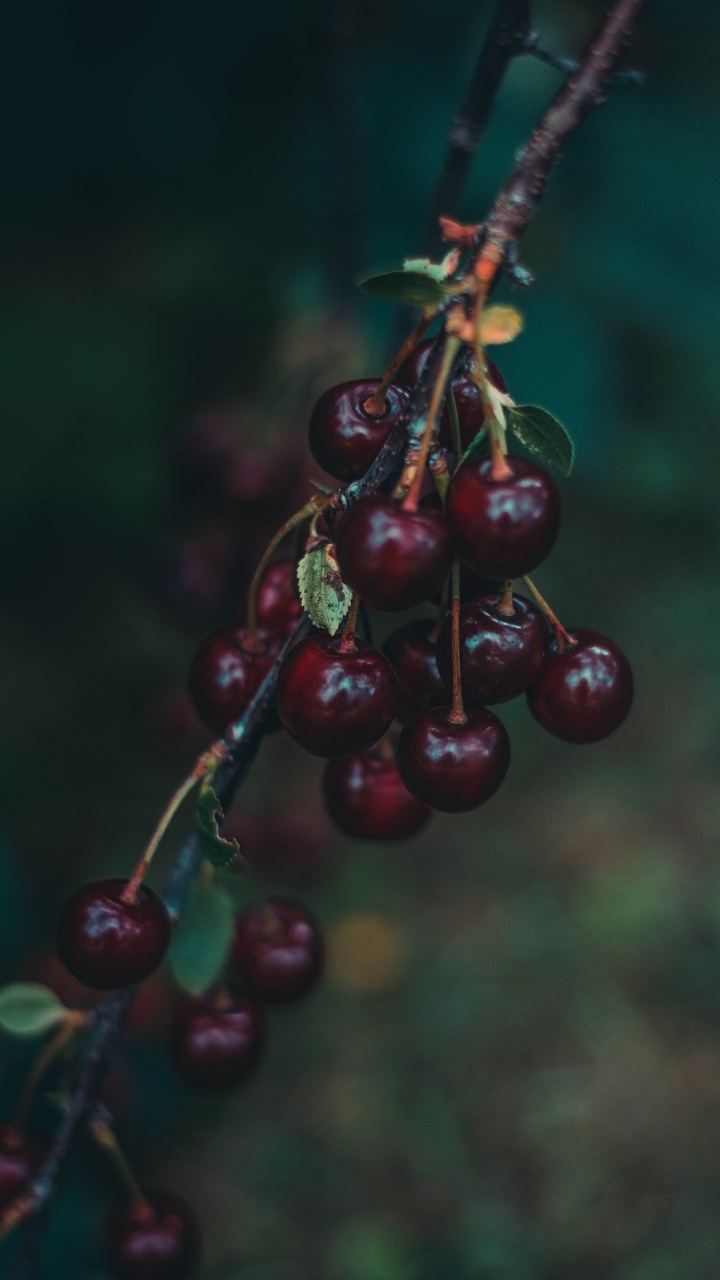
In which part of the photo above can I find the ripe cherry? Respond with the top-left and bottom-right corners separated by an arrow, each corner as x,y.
397,707 -> 510,812
105,1189 -> 200,1280
323,744 -> 431,840
233,898 -> 324,1004
446,456 -> 560,579
0,1126 -> 43,1210
527,628 -> 633,743
308,380 -> 409,482
276,632 -> 397,757
171,989 -> 264,1089
382,620 -> 446,723
56,879 -> 172,989
398,338 -> 506,451
436,592 -> 547,705
255,559 -> 302,634
335,496 -> 453,612
188,626 -> 278,732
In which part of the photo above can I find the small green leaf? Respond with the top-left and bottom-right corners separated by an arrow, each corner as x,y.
356,270 -> 446,308
508,404 -> 575,476
196,783 -> 239,870
297,543 -> 353,636
0,984 -> 66,1036
168,879 -> 235,996
459,426 -> 488,465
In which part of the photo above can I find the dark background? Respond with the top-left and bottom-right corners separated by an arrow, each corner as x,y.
1,0 -> 719,1276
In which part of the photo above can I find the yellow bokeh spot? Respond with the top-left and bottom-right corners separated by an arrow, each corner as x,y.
329,912 -> 407,993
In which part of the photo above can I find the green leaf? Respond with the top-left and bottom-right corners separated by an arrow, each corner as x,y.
168,878 -> 235,996
508,404 -> 575,476
459,426 -> 488,464
297,543 -> 353,636
356,270 -> 446,308
0,983 -> 66,1036
196,783 -> 239,870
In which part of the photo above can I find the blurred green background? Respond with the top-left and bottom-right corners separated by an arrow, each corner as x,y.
1,0 -> 719,1275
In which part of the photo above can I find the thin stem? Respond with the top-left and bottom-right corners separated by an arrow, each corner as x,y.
12,1016 -> 87,1131
338,594 -> 361,653
122,762 -> 207,904
521,575 -> 576,651
473,292 -> 512,481
447,387 -> 463,463
447,559 -> 467,725
88,1118 -> 148,1210
497,579 -> 515,616
246,495 -> 329,640
399,336 -> 461,510
363,312 -> 434,415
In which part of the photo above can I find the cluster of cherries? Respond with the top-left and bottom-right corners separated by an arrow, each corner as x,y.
188,336 -> 634,829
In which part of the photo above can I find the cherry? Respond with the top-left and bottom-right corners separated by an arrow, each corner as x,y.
105,1189 -> 200,1280
233,898 -> 324,1004
308,379 -> 409,482
56,879 -> 172,989
0,1126 -> 43,1210
527,628 -> 633,743
188,626 -> 278,733
276,632 -> 397,757
382,620 -> 446,723
323,745 -> 431,840
255,559 -> 302,633
446,456 -> 561,579
335,496 -> 453,612
436,592 -> 547,705
171,989 -> 264,1089
396,707 -> 510,812
398,338 -> 506,451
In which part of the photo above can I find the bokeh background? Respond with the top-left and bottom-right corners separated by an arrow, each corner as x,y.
1,0 -> 719,1275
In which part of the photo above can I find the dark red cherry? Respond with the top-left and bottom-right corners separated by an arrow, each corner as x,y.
397,707 -> 510,812
233,899 -> 324,1004
382,620 -> 446,723
436,592 -> 547,705
308,380 -> 409,482
323,745 -> 431,840
398,338 -> 506,450
105,1189 -> 200,1280
0,1126 -> 43,1210
56,879 -> 172,989
527,628 -> 633,743
276,632 -> 397,757
170,989 -> 264,1089
188,626 -> 278,732
255,559 -> 303,633
335,496 -> 453,612
446,456 -> 560,579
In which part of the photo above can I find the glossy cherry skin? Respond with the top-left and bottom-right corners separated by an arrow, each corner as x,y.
255,559 -> 302,634
527,628 -> 633,743
397,707 -> 510,813
276,632 -> 397,757
335,496 -> 453,612
233,899 -> 324,1004
398,338 -> 506,450
105,1189 -> 200,1280
0,1126 -> 43,1210
436,592 -> 547,705
446,456 -> 561,579
171,989 -> 264,1089
308,380 -> 409,482
382,619 -> 446,723
323,746 -> 431,840
188,626 -> 278,732
56,879 -> 172,989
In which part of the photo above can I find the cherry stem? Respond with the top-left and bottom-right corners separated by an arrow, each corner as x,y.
123,746 -> 225,903
447,558 -> 467,725
338,593 -> 361,653
472,282 -> 512,483
447,387 -> 463,464
363,311 -> 434,416
399,335 -> 461,511
89,1118 -> 149,1212
521,575 -> 576,652
497,579 -> 515,616
376,734 -> 396,762
246,494 -> 329,641
12,1014 -> 88,1131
